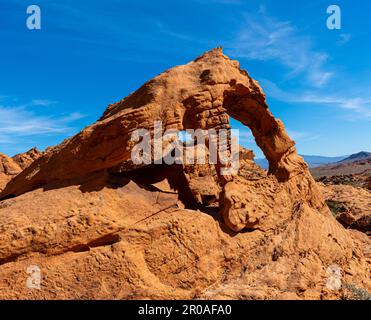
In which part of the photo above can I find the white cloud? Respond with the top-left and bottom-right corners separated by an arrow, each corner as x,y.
0,106 -> 84,137
201,0 -> 241,3
228,11 -> 333,87
191,0 -> 242,4
337,33 -> 351,46
238,130 -> 254,143
230,129 -> 254,143
30,99 -> 58,107
0,93 -> 88,155
286,129 -> 320,142
0,94 -> 86,140
0,100 -> 84,143
261,79 -> 371,120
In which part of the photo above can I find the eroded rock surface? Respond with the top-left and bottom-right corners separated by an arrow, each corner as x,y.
0,49 -> 369,299
321,183 -> 371,234
0,175 -> 369,300
12,147 -> 43,170
0,153 -> 21,192
1,48 -> 313,232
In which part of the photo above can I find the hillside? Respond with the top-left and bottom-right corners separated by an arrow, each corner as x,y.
339,151 -> 371,163
310,152 -> 371,189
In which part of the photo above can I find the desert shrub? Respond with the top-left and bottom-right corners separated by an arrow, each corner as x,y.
342,283 -> 371,300
325,200 -> 346,216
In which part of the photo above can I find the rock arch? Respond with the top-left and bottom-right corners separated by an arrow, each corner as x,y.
0,48 -> 319,232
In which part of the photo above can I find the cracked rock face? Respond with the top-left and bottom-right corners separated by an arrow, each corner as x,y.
0,49 -> 369,299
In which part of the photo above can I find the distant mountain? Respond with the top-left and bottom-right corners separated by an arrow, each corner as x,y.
255,154 -> 348,169
338,151 -> 371,163
300,155 -> 349,168
310,151 -> 371,180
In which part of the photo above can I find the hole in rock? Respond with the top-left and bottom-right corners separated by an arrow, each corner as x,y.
229,118 -> 267,175
111,120 -> 269,220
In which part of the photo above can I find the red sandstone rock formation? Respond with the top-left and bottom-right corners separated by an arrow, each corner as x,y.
12,147 -> 42,170
0,49 -> 369,300
321,183 -> 370,234
0,153 -> 21,192
1,48 -> 313,232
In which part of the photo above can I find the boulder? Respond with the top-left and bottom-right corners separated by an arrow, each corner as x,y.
0,153 -> 21,192
12,147 -> 42,170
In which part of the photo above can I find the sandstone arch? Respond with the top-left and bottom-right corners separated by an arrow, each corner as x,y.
0,48 -> 319,232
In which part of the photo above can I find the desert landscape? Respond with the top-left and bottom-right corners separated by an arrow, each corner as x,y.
0,49 -> 369,300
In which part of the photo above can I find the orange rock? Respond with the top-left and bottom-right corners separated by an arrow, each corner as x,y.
0,49 -> 369,299
321,183 -> 370,233
0,176 -> 369,299
0,49 -> 313,232
12,147 -> 42,170
1,48 -> 306,198
0,153 -> 21,192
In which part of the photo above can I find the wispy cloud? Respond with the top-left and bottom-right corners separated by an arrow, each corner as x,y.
30,99 -> 58,107
0,106 -> 84,136
195,0 -> 242,4
233,126 -> 318,145
337,33 -> 352,46
261,79 -> 371,120
0,92 -> 87,155
230,128 -> 254,144
154,21 -> 199,43
228,9 -> 333,87
286,129 -> 320,142
0,95 -> 85,156
238,130 -> 254,143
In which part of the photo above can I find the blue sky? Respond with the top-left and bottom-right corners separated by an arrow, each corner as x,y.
0,0 -> 370,157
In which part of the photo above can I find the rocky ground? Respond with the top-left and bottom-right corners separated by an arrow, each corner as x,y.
311,156 -> 371,190
0,49 -> 369,300
320,184 -> 370,234
0,148 -> 42,193
311,153 -> 370,235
